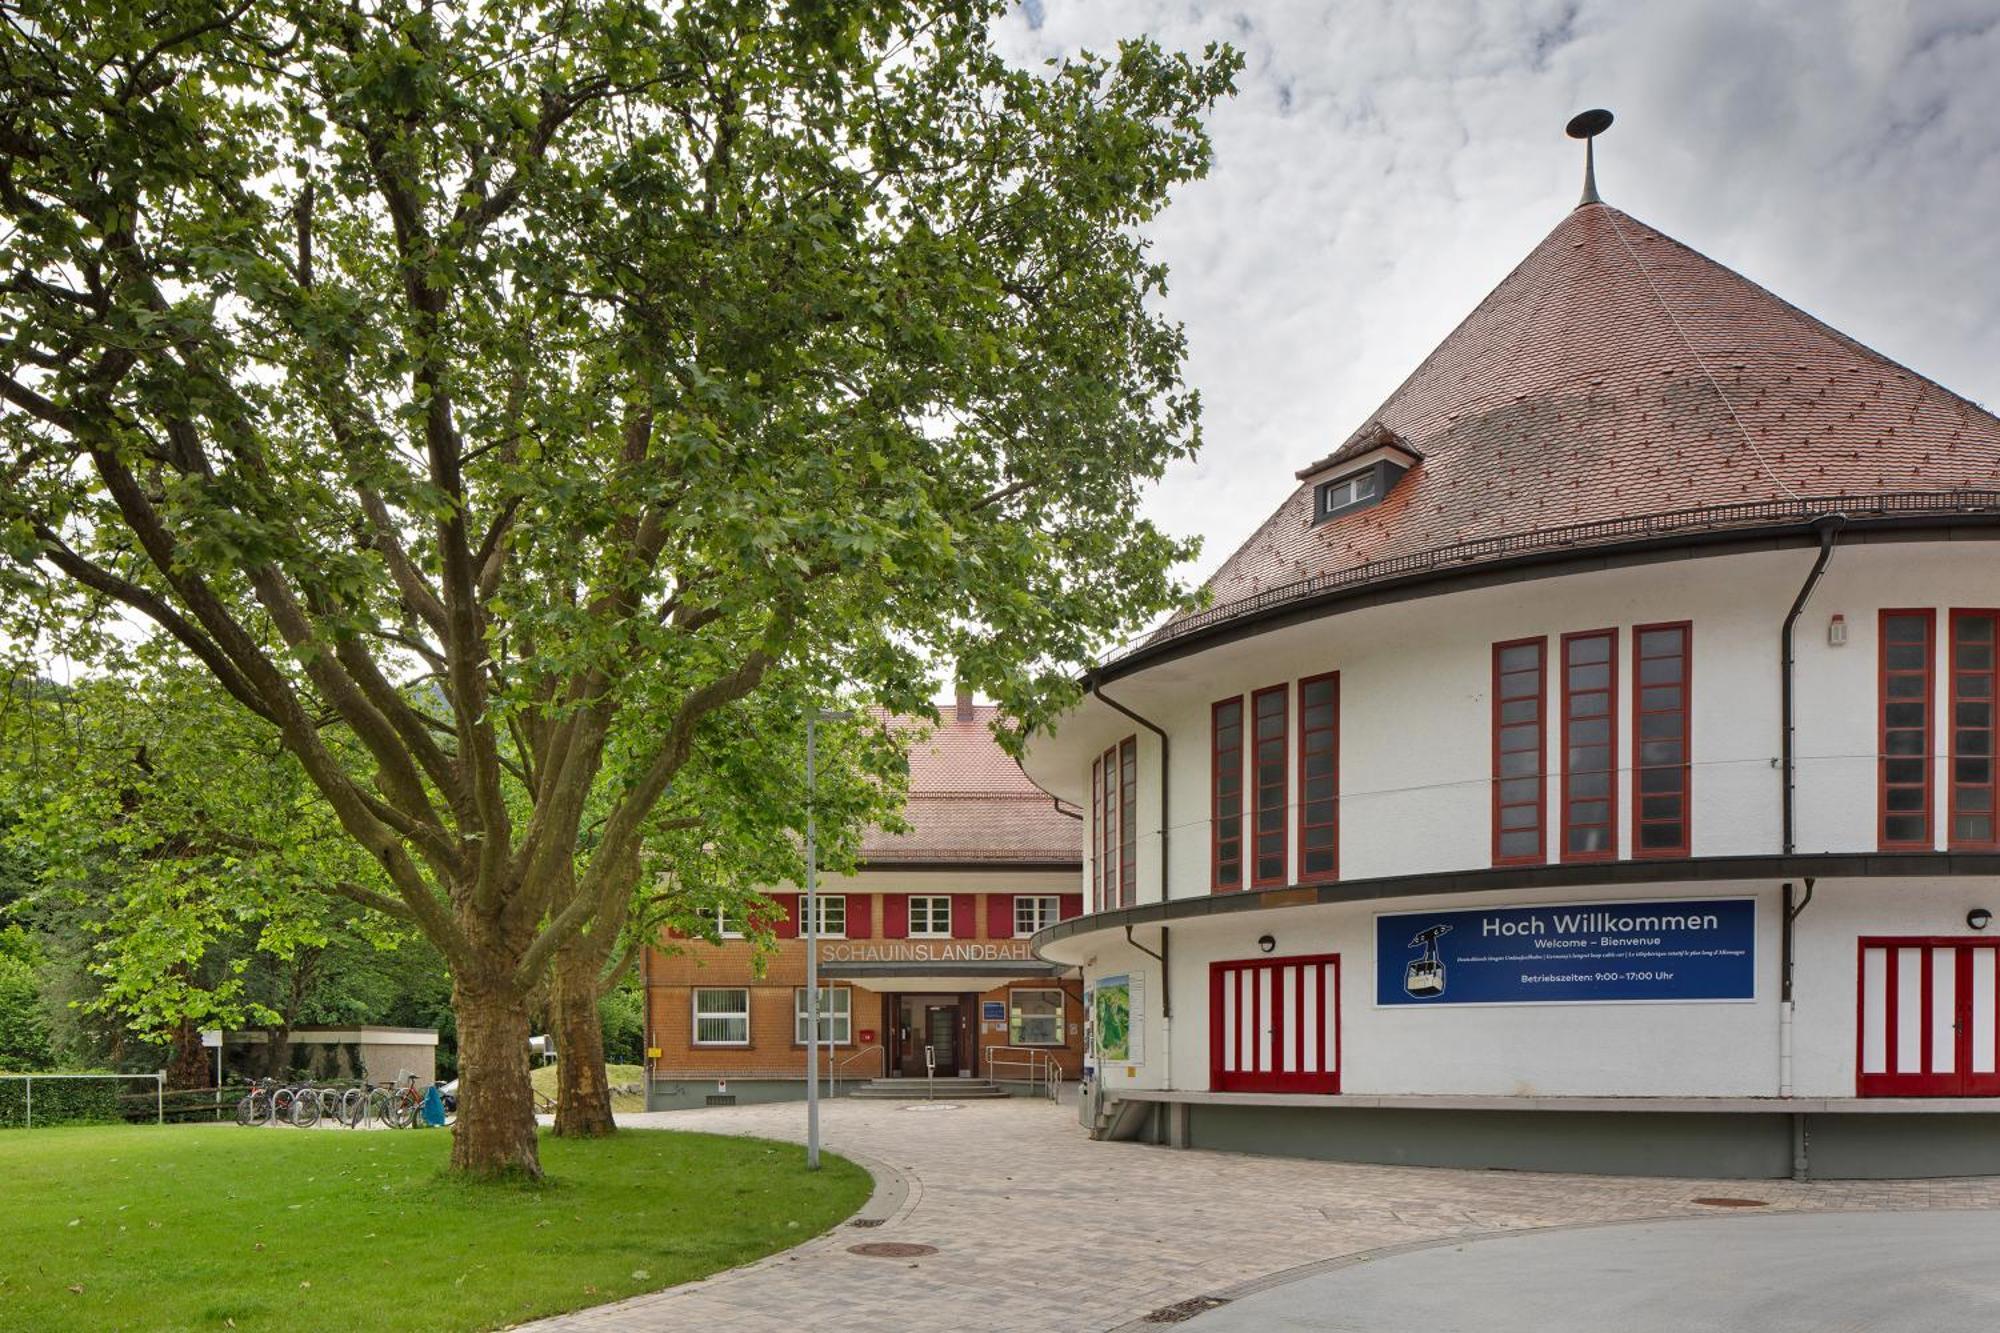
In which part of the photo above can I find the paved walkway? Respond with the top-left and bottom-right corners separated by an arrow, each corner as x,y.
1184,1209 -> 2000,1332
528,1098 -> 2000,1333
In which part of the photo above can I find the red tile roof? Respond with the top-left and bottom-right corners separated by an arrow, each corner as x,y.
861,704 -> 1082,865
1177,202 -> 2000,628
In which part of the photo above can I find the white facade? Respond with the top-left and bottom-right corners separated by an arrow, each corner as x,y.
1026,539 -> 2000,1105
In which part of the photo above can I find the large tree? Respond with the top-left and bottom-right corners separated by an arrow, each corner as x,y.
0,0 -> 1236,1176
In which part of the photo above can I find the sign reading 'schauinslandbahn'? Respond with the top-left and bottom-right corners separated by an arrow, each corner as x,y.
1375,898 -> 1755,1006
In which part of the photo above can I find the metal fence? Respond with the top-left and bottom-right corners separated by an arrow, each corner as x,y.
0,1072 -> 165,1128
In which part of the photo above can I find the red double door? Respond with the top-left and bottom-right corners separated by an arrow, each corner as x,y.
1210,954 -> 1340,1094
1857,937 -> 2000,1096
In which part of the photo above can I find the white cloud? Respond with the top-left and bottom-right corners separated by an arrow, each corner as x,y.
994,0 -> 2000,584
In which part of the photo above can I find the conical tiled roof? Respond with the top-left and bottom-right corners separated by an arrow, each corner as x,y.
1184,202 -> 2000,621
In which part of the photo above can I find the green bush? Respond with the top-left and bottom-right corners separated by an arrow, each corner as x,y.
0,949 -> 53,1072
0,1074 -> 124,1127
599,981 -> 644,1066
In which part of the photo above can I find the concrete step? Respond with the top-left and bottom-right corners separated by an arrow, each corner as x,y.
849,1078 -> 1009,1100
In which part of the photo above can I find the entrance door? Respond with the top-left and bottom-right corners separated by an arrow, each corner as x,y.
1210,954 -> 1340,1093
924,1002 -> 960,1076
895,996 -> 962,1077
1857,938 -> 2000,1096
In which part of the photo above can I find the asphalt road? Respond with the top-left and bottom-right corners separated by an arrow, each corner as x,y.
1183,1208 -> 2000,1333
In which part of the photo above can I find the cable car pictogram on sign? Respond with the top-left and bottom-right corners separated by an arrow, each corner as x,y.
1402,924 -> 1452,998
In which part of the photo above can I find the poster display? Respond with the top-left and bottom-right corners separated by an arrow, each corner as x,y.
1375,898 -> 1755,1006
1092,972 -> 1146,1062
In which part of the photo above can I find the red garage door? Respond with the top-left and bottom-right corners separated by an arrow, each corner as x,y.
1857,938 -> 2000,1096
1210,954 -> 1339,1093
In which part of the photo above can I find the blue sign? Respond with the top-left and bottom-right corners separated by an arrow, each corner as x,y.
981,1000 -> 1006,1021
1375,898 -> 1755,1005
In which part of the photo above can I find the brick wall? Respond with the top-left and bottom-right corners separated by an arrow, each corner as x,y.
646,888 -> 1086,1080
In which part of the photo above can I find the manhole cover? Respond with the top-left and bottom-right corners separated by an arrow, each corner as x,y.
848,1242 -> 939,1259
1145,1296 -> 1231,1323
1692,1197 -> 1770,1208
899,1102 -> 962,1112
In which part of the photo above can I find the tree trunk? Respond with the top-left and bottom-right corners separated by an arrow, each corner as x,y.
166,1017 -> 210,1090
451,974 -> 542,1179
550,935 -> 617,1137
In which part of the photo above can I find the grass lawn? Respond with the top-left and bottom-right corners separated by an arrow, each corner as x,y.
531,1062 -> 648,1113
0,1122 -> 870,1331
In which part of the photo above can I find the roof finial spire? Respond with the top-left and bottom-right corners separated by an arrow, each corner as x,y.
1565,108 -> 1614,208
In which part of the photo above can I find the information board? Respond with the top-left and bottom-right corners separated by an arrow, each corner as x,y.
1375,897 -> 1755,1006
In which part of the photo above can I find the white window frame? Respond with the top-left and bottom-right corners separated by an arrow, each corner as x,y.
909,895 -> 951,938
794,986 -> 853,1045
1014,895 -> 1061,938
810,894 -> 846,938
692,987 -> 750,1046
711,907 -> 744,940
1319,470 -> 1377,516
1008,988 -> 1066,1047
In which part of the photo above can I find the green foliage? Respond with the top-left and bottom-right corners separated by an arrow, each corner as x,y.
0,1074 -> 122,1125
0,0 -> 1236,1170
0,928 -> 54,1071
598,976 -> 644,1066
0,1124 -> 870,1326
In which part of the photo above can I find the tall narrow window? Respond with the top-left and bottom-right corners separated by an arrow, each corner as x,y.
1251,685 -> 1288,886
1632,623 -> 1692,857
1880,610 -> 1935,850
1118,736 -> 1138,908
1296,673 -> 1339,883
1561,629 -> 1618,861
1950,610 -> 1997,850
1090,755 -> 1103,911
1212,697 -> 1244,892
1493,638 -> 1547,864
1099,746 -> 1118,910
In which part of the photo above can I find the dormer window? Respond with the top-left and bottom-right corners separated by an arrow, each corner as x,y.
1317,470 -> 1379,518
1297,425 -> 1422,527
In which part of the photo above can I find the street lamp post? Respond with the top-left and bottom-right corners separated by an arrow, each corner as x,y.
804,707 -> 851,1171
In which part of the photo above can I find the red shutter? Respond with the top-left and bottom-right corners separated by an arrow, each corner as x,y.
772,894 -> 799,939
951,894 -> 977,939
1059,894 -> 1083,920
987,895 -> 1015,939
883,895 -> 908,939
848,895 -> 874,939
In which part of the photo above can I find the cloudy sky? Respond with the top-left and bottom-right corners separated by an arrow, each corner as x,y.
993,0 -> 2000,589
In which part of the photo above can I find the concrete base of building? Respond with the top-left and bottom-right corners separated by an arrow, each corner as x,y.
645,1078 -> 820,1112
1131,1102 -> 2000,1180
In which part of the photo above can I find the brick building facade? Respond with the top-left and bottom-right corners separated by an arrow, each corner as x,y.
643,697 -> 1086,1108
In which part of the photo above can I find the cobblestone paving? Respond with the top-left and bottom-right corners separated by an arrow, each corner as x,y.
527,1098 -> 2000,1333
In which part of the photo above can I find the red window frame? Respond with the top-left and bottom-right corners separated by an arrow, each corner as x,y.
1855,936 -> 2000,1097
1090,755 -> 1101,912
1209,953 -> 1340,1094
1250,684 -> 1289,887
1632,622 -> 1692,858
1118,736 -> 1138,909
1492,637 -> 1547,865
1211,697 -> 1245,892
1949,610 -> 1998,851
1560,628 -> 1618,863
1097,749 -> 1117,911
1879,609 -> 1936,850
1296,673 -> 1339,884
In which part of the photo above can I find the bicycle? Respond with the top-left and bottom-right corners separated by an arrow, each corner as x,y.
234,1078 -> 276,1127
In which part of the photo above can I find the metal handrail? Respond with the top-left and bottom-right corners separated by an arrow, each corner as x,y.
982,1046 -> 1064,1101
830,1044 -> 885,1097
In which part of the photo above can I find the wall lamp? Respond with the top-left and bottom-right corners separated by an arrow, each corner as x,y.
1969,909 -> 1992,932
1258,935 -> 1277,954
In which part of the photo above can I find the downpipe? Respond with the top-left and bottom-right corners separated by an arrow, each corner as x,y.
1095,681 -> 1174,1092
1777,516 -> 1840,1130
